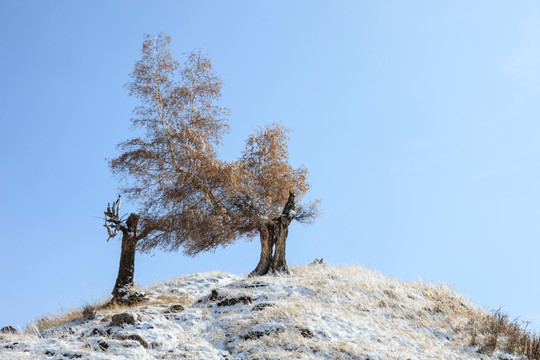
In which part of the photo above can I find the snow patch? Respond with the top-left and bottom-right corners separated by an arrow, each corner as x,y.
0,265 -> 517,360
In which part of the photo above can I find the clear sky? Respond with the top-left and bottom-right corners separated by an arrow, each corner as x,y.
1,0 -> 540,331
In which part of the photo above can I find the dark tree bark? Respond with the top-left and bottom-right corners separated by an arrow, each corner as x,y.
250,222 -> 275,276
271,221 -> 290,274
104,197 -> 145,305
271,191 -> 296,274
250,191 -> 296,276
111,213 -> 140,303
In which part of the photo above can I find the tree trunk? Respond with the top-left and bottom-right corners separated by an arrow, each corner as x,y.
111,213 -> 141,304
249,223 -> 275,276
271,220 -> 290,274
251,191 -> 296,276
271,192 -> 296,274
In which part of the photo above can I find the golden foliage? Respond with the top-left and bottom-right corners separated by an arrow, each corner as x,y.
239,123 -> 310,216
110,34 -> 317,256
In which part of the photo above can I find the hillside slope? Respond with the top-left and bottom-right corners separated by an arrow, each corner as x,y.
0,263 -> 525,359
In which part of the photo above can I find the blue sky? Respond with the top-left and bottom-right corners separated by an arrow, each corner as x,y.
1,0 -> 540,330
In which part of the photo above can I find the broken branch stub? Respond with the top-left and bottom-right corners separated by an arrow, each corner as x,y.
104,195 -> 124,241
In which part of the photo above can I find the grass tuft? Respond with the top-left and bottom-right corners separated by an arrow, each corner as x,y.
471,308 -> 540,359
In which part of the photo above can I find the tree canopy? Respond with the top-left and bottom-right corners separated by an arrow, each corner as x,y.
110,34 -> 318,273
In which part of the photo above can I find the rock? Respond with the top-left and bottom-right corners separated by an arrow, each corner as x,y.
240,327 -> 283,341
110,313 -> 136,327
169,304 -> 184,313
197,289 -> 223,304
210,289 -> 220,300
97,340 -> 109,351
217,296 -> 253,307
297,327 -> 314,338
112,334 -> 148,349
89,328 -> 107,337
0,326 -> 17,334
112,290 -> 146,306
241,281 -> 268,288
252,303 -> 273,311
62,353 -> 82,359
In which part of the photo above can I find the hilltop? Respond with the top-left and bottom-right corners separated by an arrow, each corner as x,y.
0,263 -> 536,359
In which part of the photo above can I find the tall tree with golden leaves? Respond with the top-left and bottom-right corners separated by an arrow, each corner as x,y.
106,33 -> 235,302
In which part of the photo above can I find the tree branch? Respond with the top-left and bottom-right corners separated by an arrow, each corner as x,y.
104,195 -> 127,241
294,199 -> 321,224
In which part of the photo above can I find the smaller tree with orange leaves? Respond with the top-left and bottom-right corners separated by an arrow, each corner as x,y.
230,123 -> 319,275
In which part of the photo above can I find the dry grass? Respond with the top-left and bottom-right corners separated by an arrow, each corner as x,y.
30,297 -> 113,332
237,264 -> 540,359
27,285 -> 192,333
32,308 -> 85,332
211,264 -> 490,359
467,308 -> 540,359
14,264 -> 540,360
150,292 -> 191,306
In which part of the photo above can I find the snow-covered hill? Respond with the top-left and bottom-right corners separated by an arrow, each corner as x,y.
0,263 -> 526,359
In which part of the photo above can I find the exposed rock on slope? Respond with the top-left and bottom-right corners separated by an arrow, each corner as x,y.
0,264 -> 523,359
